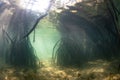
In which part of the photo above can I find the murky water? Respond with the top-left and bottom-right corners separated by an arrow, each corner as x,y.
30,18 -> 60,60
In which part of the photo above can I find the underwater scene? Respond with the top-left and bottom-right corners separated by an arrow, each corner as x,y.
0,0 -> 120,80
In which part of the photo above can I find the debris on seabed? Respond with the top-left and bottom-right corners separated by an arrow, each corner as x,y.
0,59 -> 120,80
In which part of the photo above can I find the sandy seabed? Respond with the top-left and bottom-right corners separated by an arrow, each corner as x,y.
0,59 -> 120,80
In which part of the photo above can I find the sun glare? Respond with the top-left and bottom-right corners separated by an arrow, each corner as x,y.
20,0 -> 51,13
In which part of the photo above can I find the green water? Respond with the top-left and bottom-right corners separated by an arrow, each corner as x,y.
30,19 -> 60,60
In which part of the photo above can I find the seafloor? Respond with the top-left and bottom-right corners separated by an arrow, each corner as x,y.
0,59 -> 120,80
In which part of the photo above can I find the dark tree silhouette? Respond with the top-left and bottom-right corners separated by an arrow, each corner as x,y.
0,0 -> 52,69
52,0 -> 120,67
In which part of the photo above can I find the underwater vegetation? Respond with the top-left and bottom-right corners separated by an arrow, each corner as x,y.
0,0 -> 48,69
1,0 -> 120,80
6,38 -> 38,68
52,0 -> 120,67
